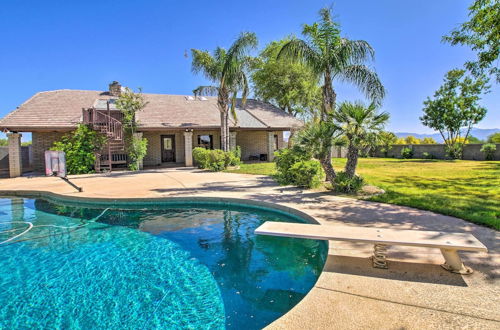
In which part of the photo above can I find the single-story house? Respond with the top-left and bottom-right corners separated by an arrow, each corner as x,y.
0,82 -> 302,177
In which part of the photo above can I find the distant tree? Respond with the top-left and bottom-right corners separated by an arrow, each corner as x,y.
422,137 -> 437,144
335,101 -> 389,178
443,0 -> 500,82
421,69 -> 488,159
395,137 -> 407,144
377,131 -> 397,157
191,32 -> 258,151
277,7 -> 385,182
251,38 -> 321,120
405,136 -> 421,144
467,135 -> 483,143
0,139 -> 7,146
487,132 -> 500,143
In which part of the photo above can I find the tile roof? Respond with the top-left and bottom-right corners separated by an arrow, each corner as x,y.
0,90 -> 303,131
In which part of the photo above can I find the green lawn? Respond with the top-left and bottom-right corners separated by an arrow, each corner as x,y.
226,159 -> 500,230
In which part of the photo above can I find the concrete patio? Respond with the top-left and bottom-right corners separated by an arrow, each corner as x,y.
1,167 -> 499,329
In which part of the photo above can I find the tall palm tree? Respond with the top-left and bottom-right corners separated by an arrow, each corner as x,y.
277,7 -> 385,181
191,32 -> 257,151
335,101 -> 389,177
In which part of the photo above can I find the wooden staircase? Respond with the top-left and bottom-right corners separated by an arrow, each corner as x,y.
82,105 -> 127,172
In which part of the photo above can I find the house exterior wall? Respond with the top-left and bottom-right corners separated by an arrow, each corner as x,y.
32,132 -> 65,172
142,129 -> 284,166
143,131 -> 185,166
236,130 -> 284,161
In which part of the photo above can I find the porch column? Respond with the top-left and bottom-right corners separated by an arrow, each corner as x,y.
267,131 -> 275,162
184,130 -> 193,166
7,132 -> 22,178
133,132 -> 144,170
229,131 -> 237,150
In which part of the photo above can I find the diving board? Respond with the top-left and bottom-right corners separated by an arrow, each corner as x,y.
255,222 -> 488,274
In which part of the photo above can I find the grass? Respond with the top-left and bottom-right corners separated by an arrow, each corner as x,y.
226,159 -> 500,230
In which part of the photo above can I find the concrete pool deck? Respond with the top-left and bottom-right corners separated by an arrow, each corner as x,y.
1,167 -> 499,329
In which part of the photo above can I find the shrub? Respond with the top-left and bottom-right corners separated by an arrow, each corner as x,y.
126,136 -> 148,171
226,146 -> 241,166
287,160 -> 324,188
422,152 -> 435,159
480,143 -> 496,160
193,147 -> 241,171
274,147 -> 311,183
193,147 -> 210,168
333,171 -> 364,193
51,124 -> 106,174
445,143 -> 463,159
400,147 -> 413,159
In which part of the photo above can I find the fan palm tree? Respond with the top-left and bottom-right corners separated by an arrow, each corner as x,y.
294,120 -> 342,181
191,32 -> 257,151
277,7 -> 385,181
335,101 -> 389,177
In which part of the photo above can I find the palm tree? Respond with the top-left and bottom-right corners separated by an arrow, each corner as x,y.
335,101 -> 389,177
294,121 -> 342,181
191,32 -> 257,151
277,7 -> 385,181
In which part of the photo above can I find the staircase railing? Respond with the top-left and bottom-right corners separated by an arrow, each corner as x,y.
82,108 -> 123,141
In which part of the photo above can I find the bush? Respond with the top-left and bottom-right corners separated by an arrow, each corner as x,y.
287,160 -> 323,188
193,147 -> 209,168
193,147 -> 241,171
400,147 -> 413,159
422,152 -> 435,159
274,147 -> 311,183
480,143 -> 496,160
333,171 -> 365,193
445,143 -> 463,159
51,124 -> 106,174
127,136 -> 148,171
226,146 -> 241,166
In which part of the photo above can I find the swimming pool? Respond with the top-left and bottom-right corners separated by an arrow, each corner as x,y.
0,196 -> 326,329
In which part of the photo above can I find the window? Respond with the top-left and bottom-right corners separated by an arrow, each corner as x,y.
274,134 -> 279,150
198,135 -> 213,149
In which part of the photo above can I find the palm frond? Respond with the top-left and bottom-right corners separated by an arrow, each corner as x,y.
193,86 -> 219,96
277,39 -> 323,76
191,49 -> 220,81
338,64 -> 386,105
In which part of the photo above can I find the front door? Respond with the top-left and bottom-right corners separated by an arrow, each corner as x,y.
161,135 -> 176,162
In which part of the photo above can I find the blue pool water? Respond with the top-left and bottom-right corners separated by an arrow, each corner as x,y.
0,196 -> 326,329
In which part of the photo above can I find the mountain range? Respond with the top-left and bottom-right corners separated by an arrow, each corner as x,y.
395,128 -> 499,142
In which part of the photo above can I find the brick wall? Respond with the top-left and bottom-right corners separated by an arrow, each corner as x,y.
142,130 -> 285,165
237,131 -> 284,161
143,131 -> 186,166
32,132 -> 65,172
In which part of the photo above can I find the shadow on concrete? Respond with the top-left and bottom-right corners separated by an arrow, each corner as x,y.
323,255 -> 468,286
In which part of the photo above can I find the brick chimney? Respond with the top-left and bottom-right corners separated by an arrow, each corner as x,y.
109,81 -> 122,96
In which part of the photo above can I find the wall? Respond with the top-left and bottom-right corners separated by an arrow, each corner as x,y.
32,132 -> 65,172
143,131 -> 186,166
237,131 -> 283,161
374,144 -> 500,160
0,146 -> 32,175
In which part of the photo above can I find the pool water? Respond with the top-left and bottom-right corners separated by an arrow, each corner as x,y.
0,196 -> 326,329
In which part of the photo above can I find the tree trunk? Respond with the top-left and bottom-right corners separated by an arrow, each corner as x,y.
320,151 -> 336,183
220,111 -> 227,151
218,88 -> 229,151
321,71 -> 336,120
345,143 -> 359,178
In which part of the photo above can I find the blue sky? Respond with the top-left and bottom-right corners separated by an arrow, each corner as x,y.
0,0 -> 498,142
